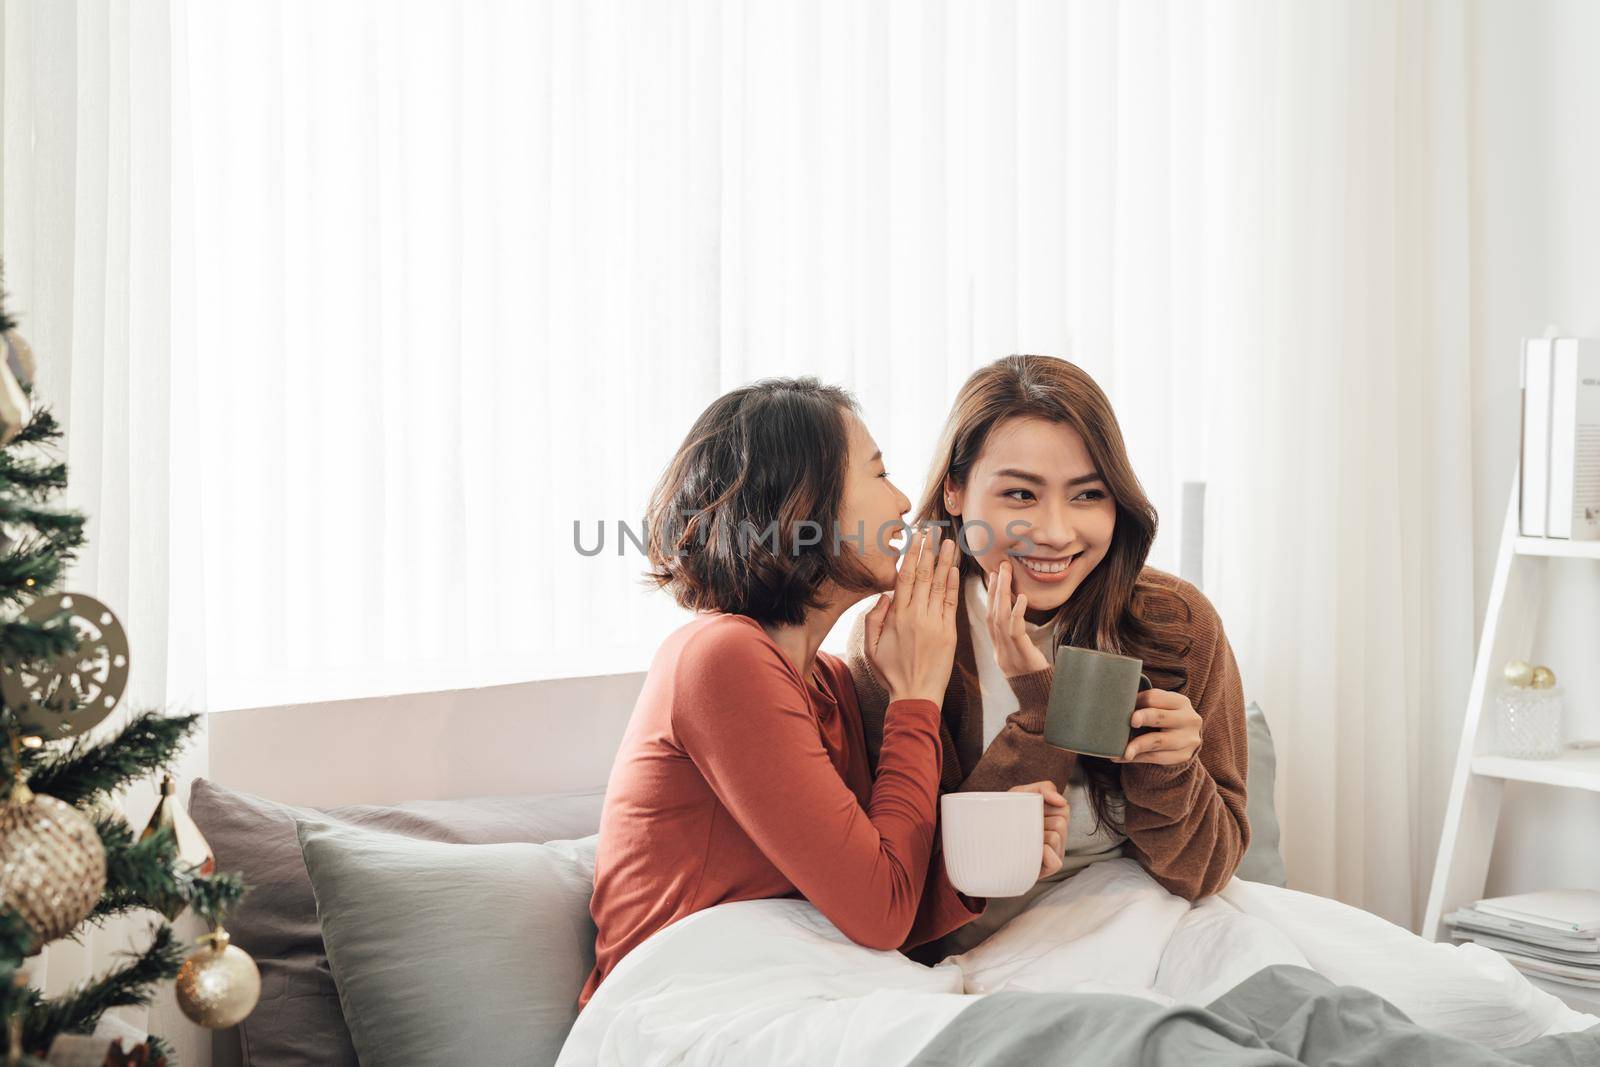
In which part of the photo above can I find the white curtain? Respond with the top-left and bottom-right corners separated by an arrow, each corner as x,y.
3,0 -> 1472,985
1190,1 -> 1476,930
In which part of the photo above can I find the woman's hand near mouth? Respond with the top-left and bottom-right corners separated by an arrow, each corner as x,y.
865,527 -> 961,706
986,559 -> 1053,678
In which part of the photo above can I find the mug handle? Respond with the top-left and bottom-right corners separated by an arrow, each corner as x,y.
1130,673 -> 1156,737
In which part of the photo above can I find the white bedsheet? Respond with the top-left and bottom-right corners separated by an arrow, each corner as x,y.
558,859 -> 1600,1067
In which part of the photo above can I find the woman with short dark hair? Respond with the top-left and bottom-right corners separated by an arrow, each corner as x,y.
580,378 -> 1063,1009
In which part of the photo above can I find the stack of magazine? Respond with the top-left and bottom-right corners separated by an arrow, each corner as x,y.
1446,889 -> 1600,991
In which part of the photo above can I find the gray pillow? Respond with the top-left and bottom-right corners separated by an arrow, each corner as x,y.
297,819 -> 597,1067
1236,701 -> 1288,887
186,779 -> 604,1066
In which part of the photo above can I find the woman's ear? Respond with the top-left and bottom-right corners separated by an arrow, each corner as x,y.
943,476 -> 964,517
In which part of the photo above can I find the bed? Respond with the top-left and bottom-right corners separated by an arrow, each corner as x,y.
164,668 -> 1598,1067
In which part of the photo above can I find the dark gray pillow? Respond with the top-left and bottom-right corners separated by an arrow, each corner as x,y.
187,778 -> 604,1067
297,819 -> 596,1066
1237,701 -> 1288,887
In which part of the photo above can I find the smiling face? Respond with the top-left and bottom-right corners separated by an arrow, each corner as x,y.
945,416 -> 1116,619
835,412 -> 914,592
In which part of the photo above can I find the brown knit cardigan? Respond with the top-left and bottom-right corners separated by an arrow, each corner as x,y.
845,567 -> 1251,901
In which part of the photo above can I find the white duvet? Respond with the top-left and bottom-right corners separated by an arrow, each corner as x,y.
557,859 -> 1600,1066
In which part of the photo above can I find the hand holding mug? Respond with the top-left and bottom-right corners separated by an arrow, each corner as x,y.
864,526 -> 961,706
1111,688 -> 1203,766
1007,779 -> 1068,880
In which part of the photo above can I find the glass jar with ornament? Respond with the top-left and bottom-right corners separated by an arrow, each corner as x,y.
1491,659 -> 1564,760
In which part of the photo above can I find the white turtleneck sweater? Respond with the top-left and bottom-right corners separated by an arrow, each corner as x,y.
938,572 -> 1129,956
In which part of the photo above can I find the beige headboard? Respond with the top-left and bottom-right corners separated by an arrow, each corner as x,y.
155,669 -> 645,1066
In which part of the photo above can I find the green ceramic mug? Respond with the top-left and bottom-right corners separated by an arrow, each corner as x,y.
1043,645 -> 1154,758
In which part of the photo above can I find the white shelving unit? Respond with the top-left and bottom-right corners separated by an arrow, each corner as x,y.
1423,474 -> 1600,1015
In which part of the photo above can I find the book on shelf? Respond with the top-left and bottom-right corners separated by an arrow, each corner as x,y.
1526,972 -> 1600,994
1446,922 -> 1600,991
1522,337 -> 1553,537
1474,889 -> 1600,934
1465,933 -> 1600,967
1445,909 -> 1600,951
1547,337 -> 1600,540
1444,890 -> 1600,992
1494,949 -> 1600,989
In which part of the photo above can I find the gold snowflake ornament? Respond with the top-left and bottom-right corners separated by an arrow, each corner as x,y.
0,593 -> 130,739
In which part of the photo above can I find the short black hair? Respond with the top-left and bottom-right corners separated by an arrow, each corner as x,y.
645,377 -> 878,626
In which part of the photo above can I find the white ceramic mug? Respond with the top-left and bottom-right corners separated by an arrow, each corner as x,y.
940,791 -> 1042,897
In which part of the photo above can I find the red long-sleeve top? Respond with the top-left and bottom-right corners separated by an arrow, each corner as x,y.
579,612 -> 984,1009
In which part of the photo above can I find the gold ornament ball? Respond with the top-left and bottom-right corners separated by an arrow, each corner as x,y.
1530,665 -> 1558,689
0,785 -> 108,953
1503,659 -> 1535,687
176,928 -> 260,1029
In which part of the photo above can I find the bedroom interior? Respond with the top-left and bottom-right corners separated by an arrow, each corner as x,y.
2,1 -> 1599,1065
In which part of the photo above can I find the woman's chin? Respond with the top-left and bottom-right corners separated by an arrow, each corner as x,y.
1014,574 -> 1075,612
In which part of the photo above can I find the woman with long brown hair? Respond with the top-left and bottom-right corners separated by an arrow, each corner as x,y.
847,354 -> 1252,958
830,356 -> 1600,1047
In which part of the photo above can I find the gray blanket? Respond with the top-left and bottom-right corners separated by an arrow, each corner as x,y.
908,964 -> 1600,1066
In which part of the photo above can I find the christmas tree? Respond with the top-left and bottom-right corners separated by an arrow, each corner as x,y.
0,271 -> 249,1065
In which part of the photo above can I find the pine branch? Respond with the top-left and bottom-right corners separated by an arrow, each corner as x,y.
20,922 -> 184,1054
0,908 -> 36,969
94,819 -> 179,917
90,813 -> 246,929
0,541 -> 75,602
24,712 -> 200,807
180,871 -> 247,928
10,408 -> 62,449
0,265 -> 15,335
0,616 -> 81,665
0,497 -> 85,544
91,874 -> 248,931
0,914 -> 38,1061
0,450 -> 68,496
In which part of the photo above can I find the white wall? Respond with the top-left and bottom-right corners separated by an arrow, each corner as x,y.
1469,0 -> 1600,897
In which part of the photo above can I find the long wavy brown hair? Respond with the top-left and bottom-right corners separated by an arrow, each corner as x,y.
916,355 -> 1196,835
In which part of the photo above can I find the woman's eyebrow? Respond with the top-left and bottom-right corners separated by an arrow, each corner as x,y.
993,467 -> 1102,487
